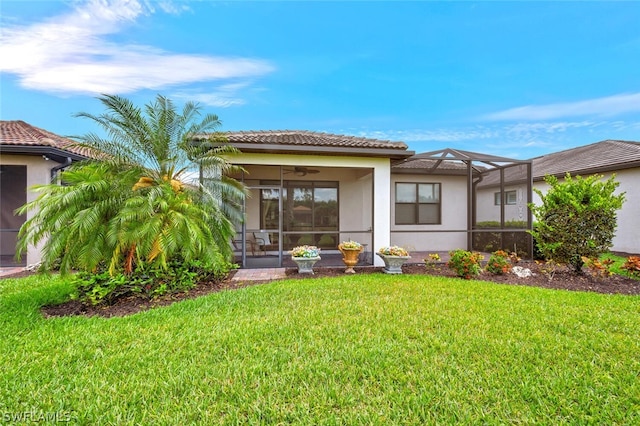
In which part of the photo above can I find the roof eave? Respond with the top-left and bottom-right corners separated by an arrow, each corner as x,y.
226,142 -> 415,160
533,160 -> 640,181
0,144 -> 87,163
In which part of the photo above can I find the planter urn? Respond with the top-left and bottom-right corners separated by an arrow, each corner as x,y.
376,253 -> 411,274
291,256 -> 321,274
338,244 -> 364,274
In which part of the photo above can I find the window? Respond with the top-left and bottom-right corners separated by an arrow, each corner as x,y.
494,190 -> 517,206
395,183 -> 441,224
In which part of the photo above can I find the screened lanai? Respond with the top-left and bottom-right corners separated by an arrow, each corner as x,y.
204,129 -> 415,269
391,148 -> 534,258
223,163 -> 377,269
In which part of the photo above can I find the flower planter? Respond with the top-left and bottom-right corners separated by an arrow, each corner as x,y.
292,256 -> 321,274
338,243 -> 364,274
376,253 -> 411,274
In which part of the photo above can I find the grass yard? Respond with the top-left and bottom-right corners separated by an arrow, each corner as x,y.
1,273 -> 639,424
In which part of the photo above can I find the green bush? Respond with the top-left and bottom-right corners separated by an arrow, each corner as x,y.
296,235 -> 314,246
317,234 -> 335,247
486,250 -> 511,275
447,249 -> 484,279
73,257 -> 233,305
475,220 -> 528,229
529,174 -> 625,273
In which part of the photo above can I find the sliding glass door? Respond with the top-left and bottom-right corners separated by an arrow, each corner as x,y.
283,181 -> 338,250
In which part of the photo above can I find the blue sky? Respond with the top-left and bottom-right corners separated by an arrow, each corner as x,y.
1,0 -> 639,159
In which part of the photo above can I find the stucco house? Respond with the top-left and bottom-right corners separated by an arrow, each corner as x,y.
208,131 -> 533,268
474,139 -> 640,257
530,140 -> 640,255
0,121 -> 88,267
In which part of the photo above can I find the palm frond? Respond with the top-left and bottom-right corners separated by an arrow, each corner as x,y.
20,94 -> 245,273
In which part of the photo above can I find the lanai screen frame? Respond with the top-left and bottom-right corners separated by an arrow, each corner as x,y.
401,148 -> 533,258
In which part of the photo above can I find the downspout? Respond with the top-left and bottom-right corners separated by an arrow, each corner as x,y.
50,157 -> 72,183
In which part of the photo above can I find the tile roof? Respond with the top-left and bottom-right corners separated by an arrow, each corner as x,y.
532,140 -> 640,179
0,120 -> 90,158
222,130 -> 409,150
194,130 -> 413,160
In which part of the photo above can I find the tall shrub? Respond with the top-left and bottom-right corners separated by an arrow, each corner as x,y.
529,173 -> 624,273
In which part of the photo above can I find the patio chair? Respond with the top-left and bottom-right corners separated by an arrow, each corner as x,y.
252,231 -> 273,255
232,235 -> 257,256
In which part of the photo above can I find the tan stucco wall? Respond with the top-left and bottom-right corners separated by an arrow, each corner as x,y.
532,168 -> 640,254
390,174 -> 468,252
0,153 -> 55,265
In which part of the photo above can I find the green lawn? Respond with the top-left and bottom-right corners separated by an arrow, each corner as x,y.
1,273 -> 639,425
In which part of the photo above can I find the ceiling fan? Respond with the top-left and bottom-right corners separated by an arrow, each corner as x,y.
284,166 -> 320,176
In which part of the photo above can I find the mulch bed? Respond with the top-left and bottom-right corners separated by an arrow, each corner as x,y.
2,261 -> 637,319
288,262 -> 640,296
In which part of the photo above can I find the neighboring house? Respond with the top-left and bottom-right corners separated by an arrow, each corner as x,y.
0,120 -> 88,267
530,140 -> 640,255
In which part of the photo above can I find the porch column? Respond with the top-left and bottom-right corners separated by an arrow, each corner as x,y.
373,161 -> 391,266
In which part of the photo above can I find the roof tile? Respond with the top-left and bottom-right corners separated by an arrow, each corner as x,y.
532,140 -> 640,178
221,130 -> 409,150
0,120 -> 90,157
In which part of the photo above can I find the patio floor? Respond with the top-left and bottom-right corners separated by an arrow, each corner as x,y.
231,268 -> 288,283
236,251 -> 453,268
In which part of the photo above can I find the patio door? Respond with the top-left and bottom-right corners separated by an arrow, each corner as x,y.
242,185 -> 282,268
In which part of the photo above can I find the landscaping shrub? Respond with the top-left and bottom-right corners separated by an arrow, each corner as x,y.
485,250 -> 511,275
73,257 -> 233,305
447,249 -> 483,279
317,234 -> 335,247
424,253 -> 441,270
581,256 -> 615,279
621,256 -> 640,279
475,220 -> 528,229
529,173 -> 625,273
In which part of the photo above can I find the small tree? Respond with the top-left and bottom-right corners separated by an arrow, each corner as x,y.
17,94 -> 245,276
529,173 -> 625,273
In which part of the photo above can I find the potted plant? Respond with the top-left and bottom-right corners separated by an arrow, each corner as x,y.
290,245 -> 321,274
376,246 -> 410,274
338,240 -> 364,274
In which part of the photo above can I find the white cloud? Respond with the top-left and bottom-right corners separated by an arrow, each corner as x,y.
504,121 -> 598,137
0,0 -> 274,97
356,128 -> 498,143
484,92 -> 640,121
172,82 -> 254,107
350,118 -> 640,158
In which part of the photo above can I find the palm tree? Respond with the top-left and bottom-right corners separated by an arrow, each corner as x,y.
17,94 -> 245,275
